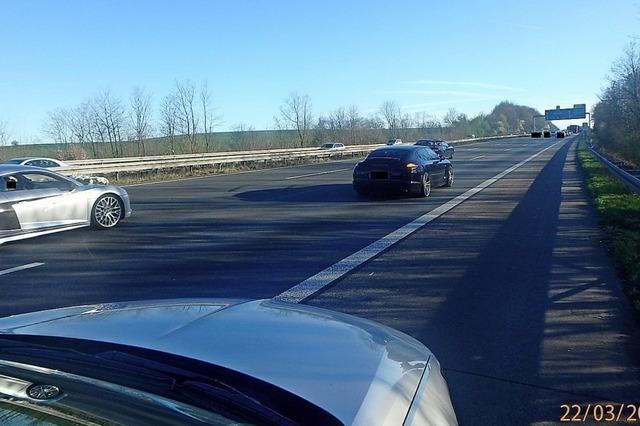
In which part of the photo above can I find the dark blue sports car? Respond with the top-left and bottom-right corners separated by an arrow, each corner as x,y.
414,139 -> 454,159
353,145 -> 453,197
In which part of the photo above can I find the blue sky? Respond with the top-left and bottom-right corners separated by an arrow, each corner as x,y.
1,0 -> 639,141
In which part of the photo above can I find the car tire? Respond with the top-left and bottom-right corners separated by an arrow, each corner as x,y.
91,194 -> 124,230
444,166 -> 454,187
419,173 -> 431,198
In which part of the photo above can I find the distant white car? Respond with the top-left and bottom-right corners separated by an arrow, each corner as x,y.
2,157 -> 68,168
320,143 -> 345,150
386,138 -> 403,145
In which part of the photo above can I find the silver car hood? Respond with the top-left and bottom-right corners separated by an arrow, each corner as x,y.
0,299 -> 431,425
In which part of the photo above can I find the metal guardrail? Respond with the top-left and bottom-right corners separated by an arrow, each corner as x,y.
59,134 -> 523,180
60,146 -> 378,177
589,146 -> 640,194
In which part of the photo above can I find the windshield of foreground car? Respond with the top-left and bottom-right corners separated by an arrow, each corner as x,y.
0,336 -> 341,426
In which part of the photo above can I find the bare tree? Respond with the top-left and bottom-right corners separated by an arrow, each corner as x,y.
230,123 -> 258,150
346,105 -> 362,144
611,42 -> 640,131
175,80 -> 199,153
92,90 -> 126,157
130,86 -> 153,156
329,107 -> 347,130
400,113 -> 414,130
276,92 -> 313,148
443,108 -> 463,127
0,118 -> 8,146
159,93 -> 179,155
414,112 -> 440,130
594,42 -> 640,163
315,107 -> 348,143
200,82 -> 212,152
379,101 -> 401,136
44,108 -> 73,146
69,102 -> 98,156
200,82 -> 219,152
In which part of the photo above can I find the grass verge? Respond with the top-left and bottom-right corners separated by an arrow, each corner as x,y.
577,141 -> 640,317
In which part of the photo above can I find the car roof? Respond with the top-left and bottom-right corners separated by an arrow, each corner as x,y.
374,145 -> 424,152
0,164 -> 60,175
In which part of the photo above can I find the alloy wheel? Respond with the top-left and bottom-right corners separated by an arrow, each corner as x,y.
94,196 -> 122,228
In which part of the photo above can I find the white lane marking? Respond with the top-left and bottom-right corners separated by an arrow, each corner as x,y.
0,262 -> 45,276
274,141 -> 562,303
504,148 -> 512,151
470,155 -> 485,160
285,168 -> 350,180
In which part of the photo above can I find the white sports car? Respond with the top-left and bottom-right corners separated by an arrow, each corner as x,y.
0,164 -> 131,244
2,157 -> 69,168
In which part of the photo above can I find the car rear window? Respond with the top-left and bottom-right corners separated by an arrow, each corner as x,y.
368,149 -> 409,160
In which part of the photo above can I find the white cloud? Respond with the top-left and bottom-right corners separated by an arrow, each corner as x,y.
401,97 -> 500,112
404,80 -> 523,92
380,89 -> 505,98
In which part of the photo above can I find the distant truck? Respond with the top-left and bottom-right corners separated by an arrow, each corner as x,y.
567,125 -> 581,134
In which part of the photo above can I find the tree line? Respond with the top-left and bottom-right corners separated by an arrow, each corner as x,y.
38,81 -> 219,159
593,42 -> 640,165
1,82 -> 551,159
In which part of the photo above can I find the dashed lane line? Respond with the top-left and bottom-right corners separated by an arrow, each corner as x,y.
0,262 -> 45,277
285,168 -> 351,180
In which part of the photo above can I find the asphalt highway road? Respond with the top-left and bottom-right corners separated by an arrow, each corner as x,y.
2,135 -> 639,424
